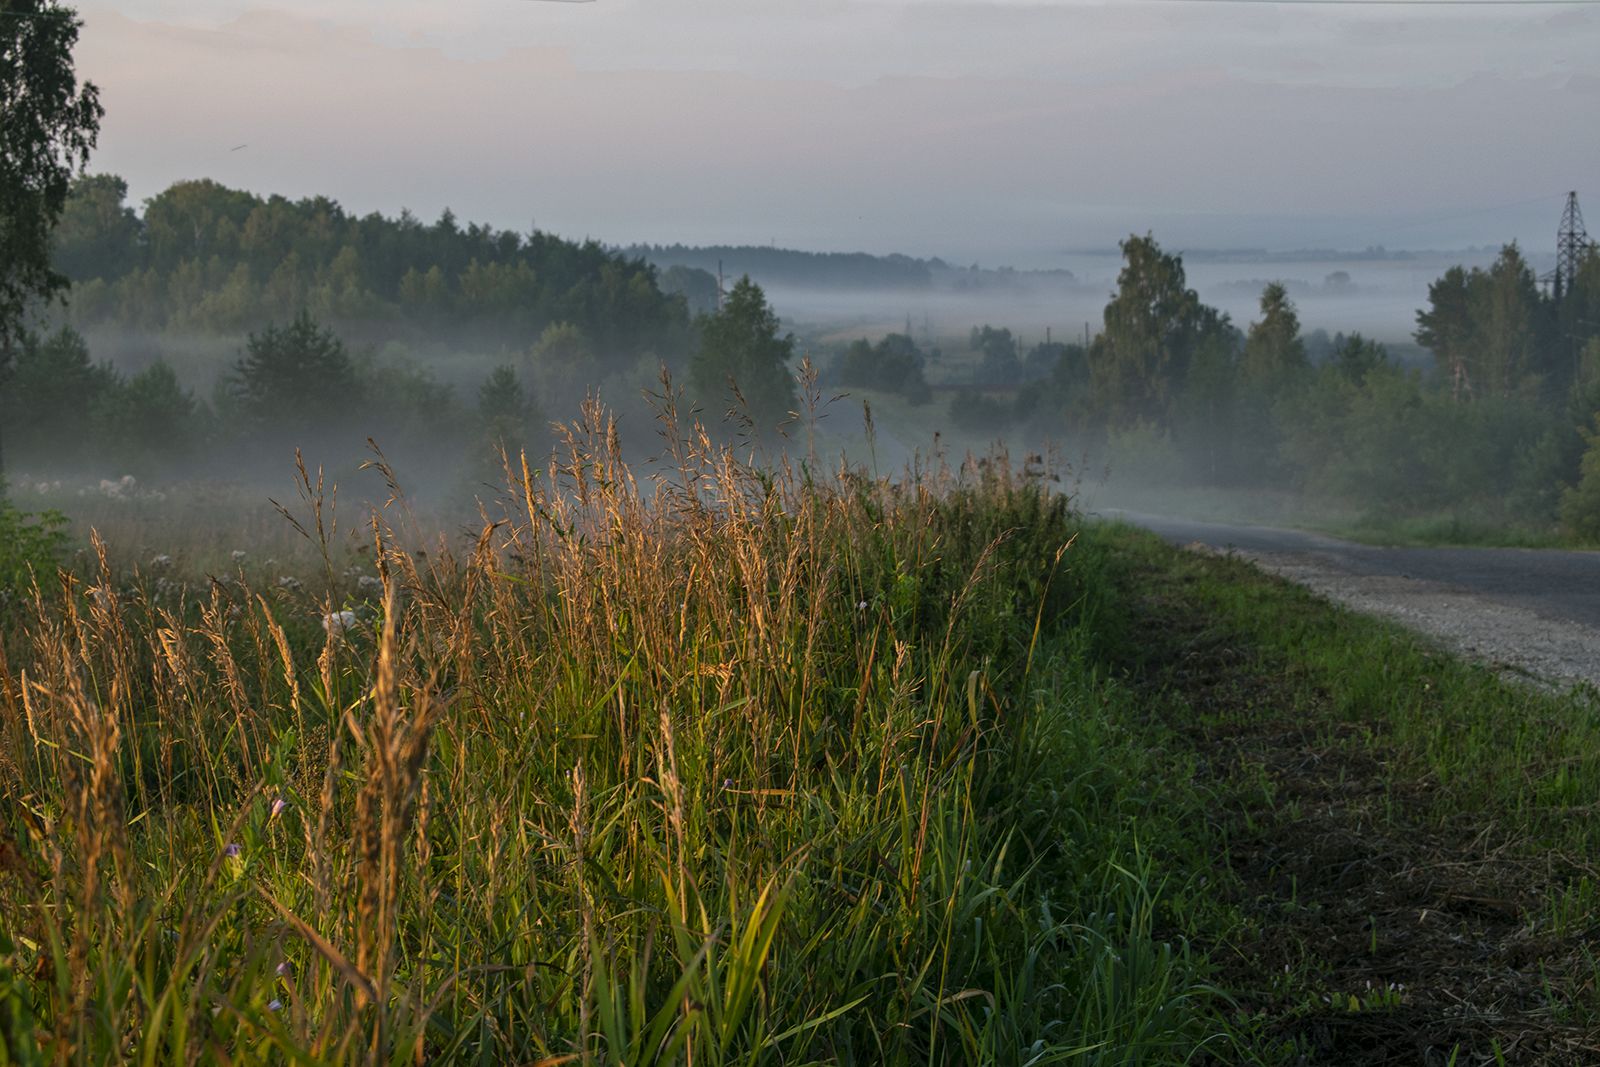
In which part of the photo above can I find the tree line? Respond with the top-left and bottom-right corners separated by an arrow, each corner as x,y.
927,233 -> 1600,538
50,175 -> 692,360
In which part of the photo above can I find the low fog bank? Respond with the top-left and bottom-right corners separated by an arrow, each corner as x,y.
763,247 -> 1518,352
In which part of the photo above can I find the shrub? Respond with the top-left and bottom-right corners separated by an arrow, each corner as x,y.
1560,412 -> 1600,542
0,494 -> 68,593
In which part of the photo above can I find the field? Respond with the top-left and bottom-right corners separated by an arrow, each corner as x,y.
2,406 -> 1598,1064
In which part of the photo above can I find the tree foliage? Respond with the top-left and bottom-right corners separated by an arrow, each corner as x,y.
0,0 -> 102,346
1089,234 -> 1229,425
1415,244 -> 1559,399
970,325 -> 1021,385
48,175 -> 691,361
1561,412 -> 1600,541
833,332 -> 931,403
227,312 -> 362,432
1239,283 -> 1306,391
689,276 -> 797,432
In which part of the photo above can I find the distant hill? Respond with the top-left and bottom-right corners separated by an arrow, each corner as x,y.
624,243 -> 935,290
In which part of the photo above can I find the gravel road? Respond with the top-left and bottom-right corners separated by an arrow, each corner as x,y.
1106,510 -> 1600,691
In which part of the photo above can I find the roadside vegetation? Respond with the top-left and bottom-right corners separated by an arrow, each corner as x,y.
0,415 -> 1245,1064
1077,523 -> 1600,1063
6,425 -> 1599,1062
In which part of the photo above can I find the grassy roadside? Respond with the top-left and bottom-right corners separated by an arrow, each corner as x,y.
6,445 -> 1599,1063
0,430 -> 1244,1065
1071,522 -> 1600,1064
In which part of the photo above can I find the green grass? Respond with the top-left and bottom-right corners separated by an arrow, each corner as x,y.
1072,522 -> 1600,1063
0,423 -> 1238,1065
7,421 -> 1597,1063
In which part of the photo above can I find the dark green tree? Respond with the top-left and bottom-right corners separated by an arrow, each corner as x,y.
1,0 -> 103,478
227,312 -> 362,432
1023,340 -> 1067,383
1332,332 -> 1389,386
1559,411 -> 1600,541
1089,234 -> 1224,425
1239,283 -> 1306,391
0,325 -> 116,466
658,264 -> 718,316
1415,265 -> 1476,399
93,361 -> 200,473
1470,243 -> 1543,397
477,363 -> 541,452
833,332 -> 930,403
689,276 -> 797,433
970,325 -> 1021,385
52,172 -> 139,280
1231,282 -> 1306,483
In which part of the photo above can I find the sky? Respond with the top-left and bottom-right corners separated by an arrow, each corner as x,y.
70,0 -> 1600,267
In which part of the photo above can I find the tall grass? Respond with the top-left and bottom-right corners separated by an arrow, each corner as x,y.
0,391 -> 1224,1064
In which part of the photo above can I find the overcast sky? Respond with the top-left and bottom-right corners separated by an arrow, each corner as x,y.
72,0 -> 1600,266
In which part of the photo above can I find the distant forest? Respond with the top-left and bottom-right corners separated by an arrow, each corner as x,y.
48,175 -> 692,359
627,243 -> 1078,306
625,244 -> 936,292
0,175 -> 713,481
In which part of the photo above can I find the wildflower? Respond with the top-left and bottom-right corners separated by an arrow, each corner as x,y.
270,796 -> 288,819
150,554 -> 173,570
278,576 -> 303,593
357,575 -> 383,598
267,999 -> 283,1012
275,961 -> 293,978
232,550 -> 248,563
856,600 -> 868,612
323,610 -> 358,636
222,843 -> 242,858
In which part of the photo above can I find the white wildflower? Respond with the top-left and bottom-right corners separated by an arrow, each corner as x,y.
323,610 -> 358,636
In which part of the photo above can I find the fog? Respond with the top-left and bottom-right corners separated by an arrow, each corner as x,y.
762,245 -> 1527,352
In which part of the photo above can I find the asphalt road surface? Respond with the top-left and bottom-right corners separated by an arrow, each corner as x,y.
1103,510 -> 1600,689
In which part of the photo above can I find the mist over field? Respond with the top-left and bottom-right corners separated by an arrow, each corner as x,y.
754,247 -> 1505,348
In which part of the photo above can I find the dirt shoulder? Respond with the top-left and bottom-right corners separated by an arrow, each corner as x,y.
1083,527 -> 1600,1064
